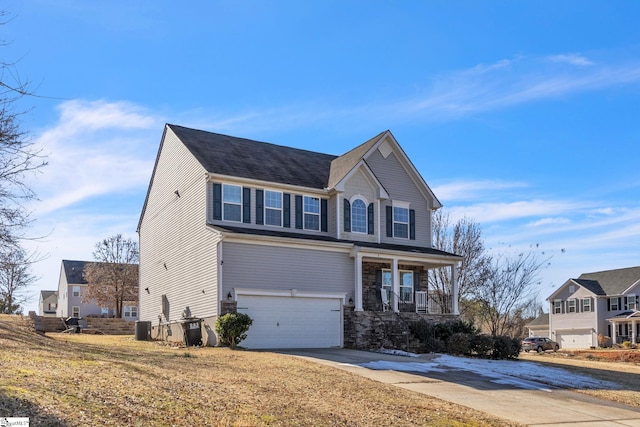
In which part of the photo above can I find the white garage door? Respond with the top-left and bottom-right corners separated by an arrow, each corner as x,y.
236,295 -> 342,349
556,331 -> 593,349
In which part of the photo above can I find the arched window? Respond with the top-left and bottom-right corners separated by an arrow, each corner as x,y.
351,199 -> 367,233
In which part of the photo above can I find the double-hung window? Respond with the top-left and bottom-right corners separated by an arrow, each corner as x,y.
265,190 -> 282,227
72,306 -> 80,317
582,298 -> 591,312
400,271 -> 414,303
72,286 -> 80,297
553,300 -> 562,314
381,269 -> 414,303
223,184 -> 242,222
303,196 -> 320,230
393,206 -> 409,239
610,298 -> 619,311
124,306 -> 138,318
351,199 -> 367,233
567,299 -> 576,313
626,295 -> 637,310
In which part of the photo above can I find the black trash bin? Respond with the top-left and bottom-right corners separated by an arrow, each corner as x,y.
180,318 -> 203,346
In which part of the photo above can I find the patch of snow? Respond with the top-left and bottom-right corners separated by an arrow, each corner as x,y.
360,354 -> 620,391
371,348 -> 420,358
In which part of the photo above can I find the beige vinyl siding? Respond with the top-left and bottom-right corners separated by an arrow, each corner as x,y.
222,241 -> 354,296
56,266 -> 68,318
139,128 -> 221,323
365,150 -> 432,246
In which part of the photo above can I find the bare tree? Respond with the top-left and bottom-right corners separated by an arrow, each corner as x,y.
0,11 -> 47,253
0,244 -> 37,314
83,235 -> 139,318
474,250 -> 549,336
429,211 -> 491,314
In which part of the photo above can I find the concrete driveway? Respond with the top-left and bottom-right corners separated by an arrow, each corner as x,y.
277,349 -> 640,427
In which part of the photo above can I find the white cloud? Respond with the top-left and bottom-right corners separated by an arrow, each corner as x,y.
432,179 -> 528,202
526,217 -> 571,228
547,53 -> 594,66
446,199 -> 584,224
28,100 -> 161,216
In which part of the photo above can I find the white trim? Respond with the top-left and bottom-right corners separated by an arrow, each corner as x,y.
234,288 -> 347,303
222,183 -> 242,222
264,189 -> 283,228
303,195 -> 321,231
349,195 -> 369,234
208,173 -> 328,196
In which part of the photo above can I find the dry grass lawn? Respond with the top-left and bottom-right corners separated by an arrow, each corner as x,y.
519,350 -> 640,408
1,315 -> 515,427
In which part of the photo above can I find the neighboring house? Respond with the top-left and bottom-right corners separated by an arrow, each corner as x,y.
56,260 -> 139,321
39,290 -> 58,317
137,124 -> 462,349
525,313 -> 549,338
547,266 -> 640,349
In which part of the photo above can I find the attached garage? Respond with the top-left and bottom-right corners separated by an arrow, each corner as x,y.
555,330 -> 594,349
236,292 -> 343,349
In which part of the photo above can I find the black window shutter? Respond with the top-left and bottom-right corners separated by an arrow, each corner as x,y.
295,195 -> 303,229
321,199 -> 328,232
386,206 -> 393,237
618,297 -> 622,311
367,203 -> 374,235
343,199 -> 351,232
255,189 -> 264,225
375,270 -> 382,293
213,183 -> 222,220
242,187 -> 251,223
283,193 -> 291,228
409,209 -> 416,240
413,271 -> 421,292
607,298 -> 611,311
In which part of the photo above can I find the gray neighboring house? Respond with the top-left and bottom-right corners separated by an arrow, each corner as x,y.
547,266 -> 640,349
525,313 -> 549,338
56,260 -> 139,321
39,290 -> 58,317
137,124 -> 462,349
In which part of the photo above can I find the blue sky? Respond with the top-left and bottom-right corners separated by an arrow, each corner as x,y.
7,1 -> 640,314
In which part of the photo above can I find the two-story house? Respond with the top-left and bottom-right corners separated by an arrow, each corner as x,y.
547,266 -> 640,348
56,259 -> 139,321
137,124 -> 461,349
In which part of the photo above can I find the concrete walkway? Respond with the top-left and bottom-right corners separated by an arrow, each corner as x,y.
280,349 -> 640,427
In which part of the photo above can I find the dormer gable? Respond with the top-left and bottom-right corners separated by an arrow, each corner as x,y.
328,130 -> 441,210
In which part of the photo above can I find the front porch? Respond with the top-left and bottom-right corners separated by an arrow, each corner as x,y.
345,246 -> 462,352
609,310 -> 640,345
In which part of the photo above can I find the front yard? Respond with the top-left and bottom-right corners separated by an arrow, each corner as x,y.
0,315 -> 514,427
519,349 -> 640,408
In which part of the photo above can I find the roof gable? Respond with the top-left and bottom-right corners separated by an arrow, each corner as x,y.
548,266 -> 640,300
169,124 -> 336,189
577,266 -> 640,295
62,260 -> 89,284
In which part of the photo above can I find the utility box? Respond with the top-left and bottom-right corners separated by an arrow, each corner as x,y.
180,318 -> 203,346
135,320 -> 151,341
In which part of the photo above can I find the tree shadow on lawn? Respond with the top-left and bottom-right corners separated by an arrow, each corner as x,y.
0,391 -> 69,427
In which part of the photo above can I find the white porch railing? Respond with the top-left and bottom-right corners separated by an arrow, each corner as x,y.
415,291 -> 428,314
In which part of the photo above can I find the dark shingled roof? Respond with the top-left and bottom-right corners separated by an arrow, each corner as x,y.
526,312 -> 549,327
211,225 -> 461,258
169,124 -> 337,189
572,279 -> 606,296
576,266 -> 640,296
62,260 -> 88,284
40,290 -> 57,299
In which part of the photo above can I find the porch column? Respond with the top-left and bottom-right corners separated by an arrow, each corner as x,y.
633,319 -> 637,344
611,321 -> 617,345
392,258 -> 399,312
354,252 -> 363,311
451,263 -> 459,315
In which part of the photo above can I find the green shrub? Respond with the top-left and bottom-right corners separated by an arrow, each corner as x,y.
491,336 -> 520,359
470,334 -> 493,357
215,313 -> 253,348
447,332 -> 472,355
622,340 -> 632,349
